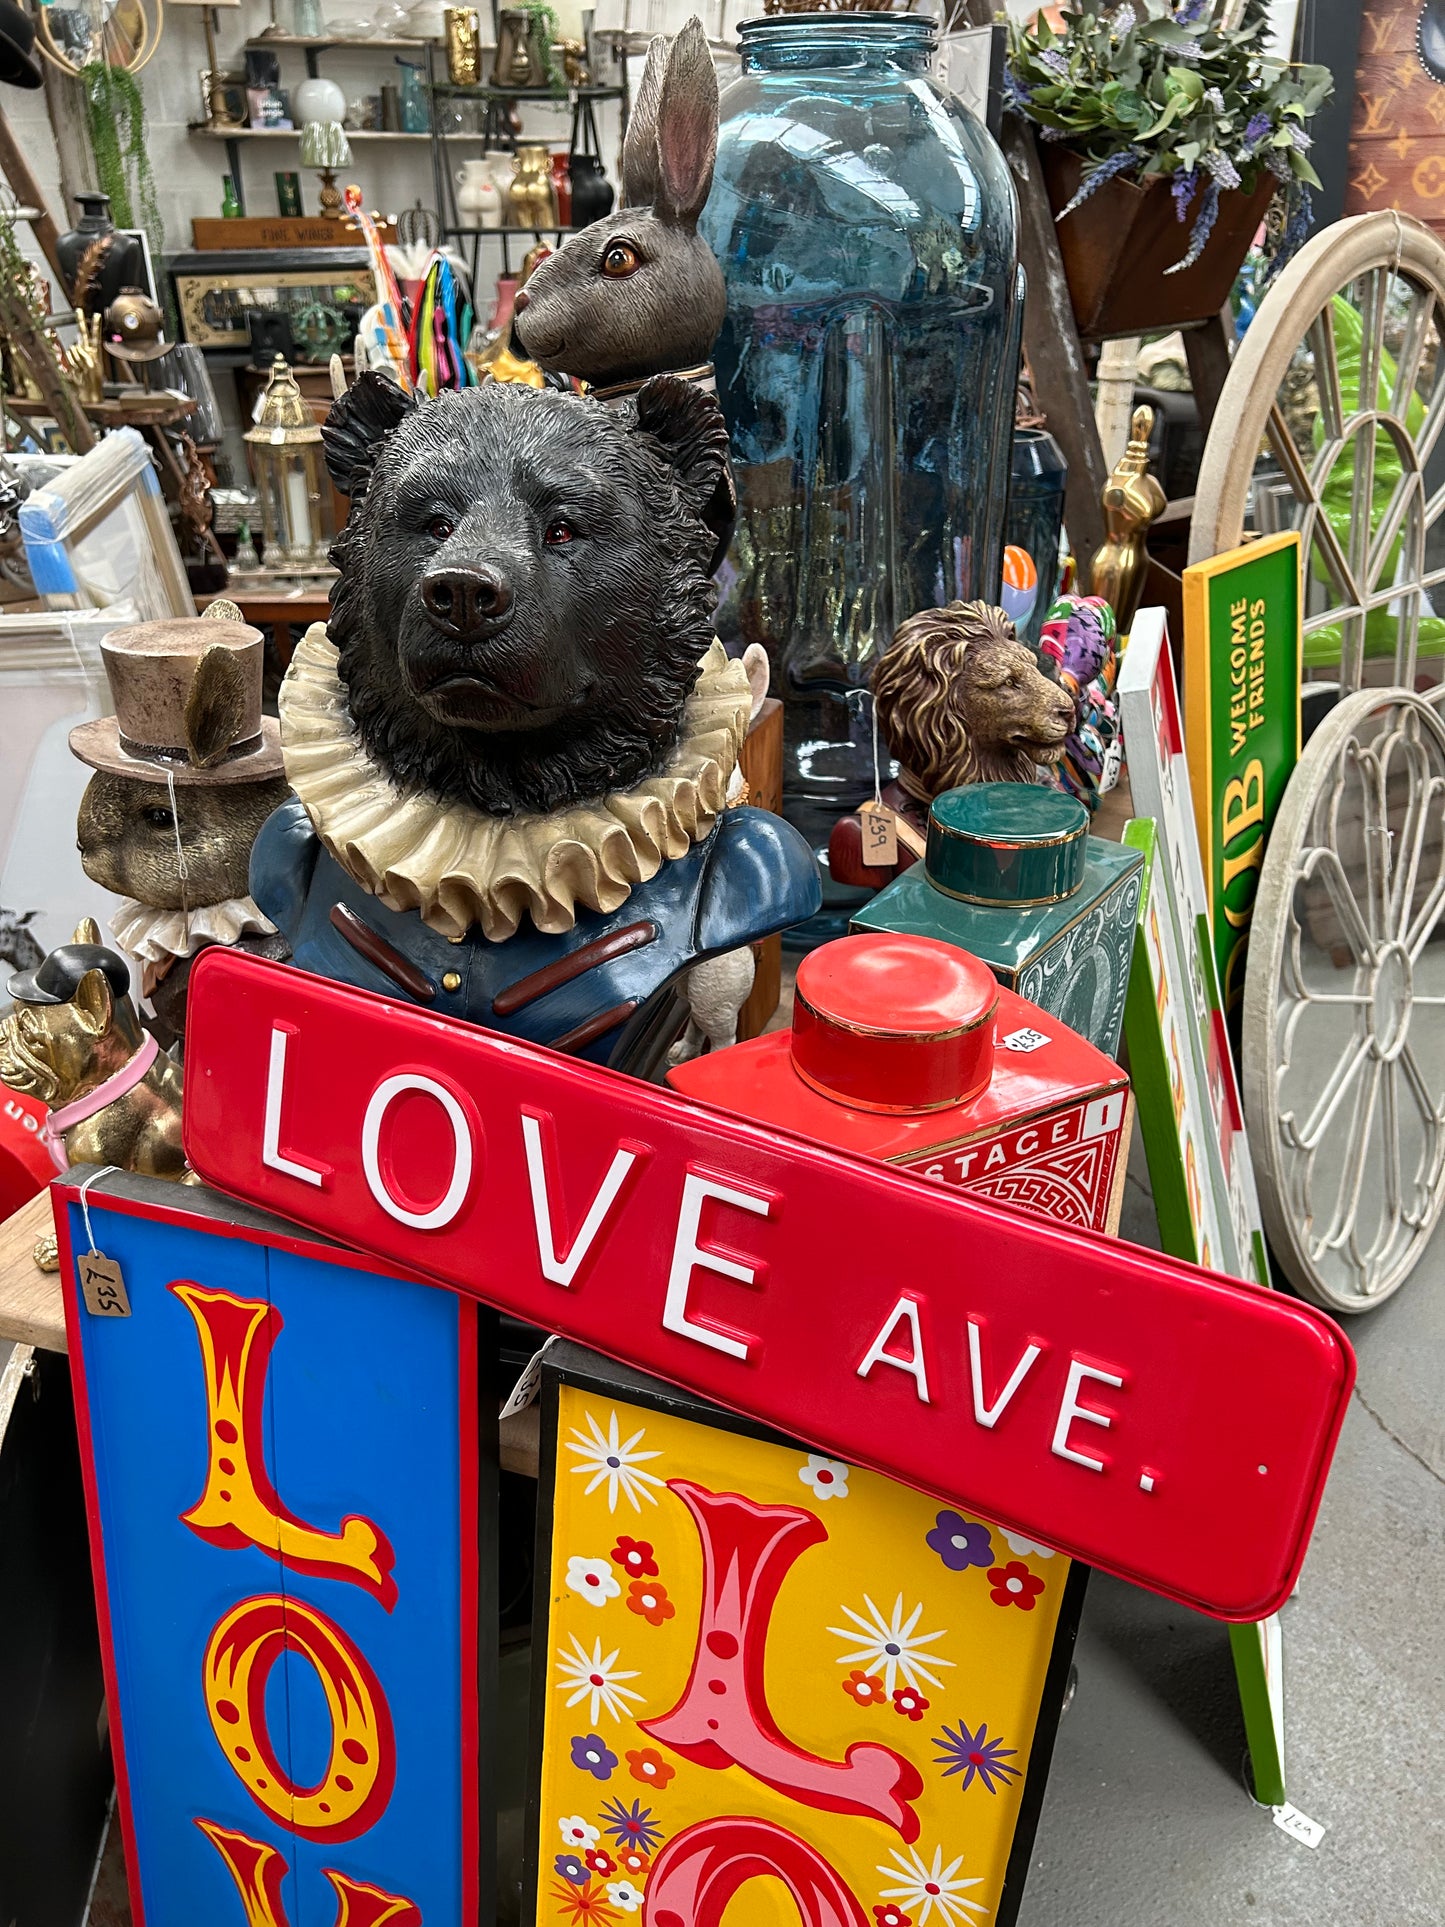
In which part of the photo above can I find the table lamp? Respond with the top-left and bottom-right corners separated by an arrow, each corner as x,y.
299,119 -> 352,218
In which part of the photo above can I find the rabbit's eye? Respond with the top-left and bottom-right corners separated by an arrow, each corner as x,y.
601,242 -> 641,278
144,806 -> 174,829
545,519 -> 576,545
428,514 -> 456,543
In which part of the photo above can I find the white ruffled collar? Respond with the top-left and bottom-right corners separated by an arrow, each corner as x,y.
110,894 -> 276,963
279,624 -> 751,942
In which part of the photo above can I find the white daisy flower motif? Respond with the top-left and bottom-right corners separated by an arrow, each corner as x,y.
799,1454 -> 850,1501
1001,1530 -> 1056,1560
606,1880 -> 645,1913
877,1843 -> 987,1924
559,1815 -> 600,1850
555,1633 -> 644,1724
566,1555 -> 622,1607
567,1407 -> 665,1514
830,1593 -> 955,1696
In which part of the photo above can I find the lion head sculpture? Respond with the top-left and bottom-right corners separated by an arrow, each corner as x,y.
873,600 -> 1077,796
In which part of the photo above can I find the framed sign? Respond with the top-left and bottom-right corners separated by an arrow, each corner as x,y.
526,1345 -> 1084,1927
1121,819 -> 1286,1805
1118,608 -> 1271,1293
180,948 -> 1355,1622
1183,531 -> 1303,1016
54,1170 -> 490,1927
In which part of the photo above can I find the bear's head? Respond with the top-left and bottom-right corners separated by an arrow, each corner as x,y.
322,372 -> 731,818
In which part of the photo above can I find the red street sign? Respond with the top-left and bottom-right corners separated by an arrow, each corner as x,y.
182,949 -> 1354,1621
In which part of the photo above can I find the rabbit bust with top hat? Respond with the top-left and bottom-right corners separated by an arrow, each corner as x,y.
70,607 -> 292,1047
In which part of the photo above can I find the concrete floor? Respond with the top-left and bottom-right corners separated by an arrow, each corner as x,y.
1015,1136 -> 1445,1927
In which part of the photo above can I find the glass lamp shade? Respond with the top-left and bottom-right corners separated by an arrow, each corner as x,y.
299,119 -> 353,170
243,356 -> 335,565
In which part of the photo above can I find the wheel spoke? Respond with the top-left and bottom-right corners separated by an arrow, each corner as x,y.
1318,1056 -> 1380,1256
1388,283 -> 1435,417
1308,303 -> 1346,442
1355,267 -> 1390,418
1308,845 -> 1377,964
1367,468 -> 1424,592
1350,420 -> 1379,600
1265,401 -> 1318,506
1291,1031 -> 1371,1154
1390,768 -> 1444,939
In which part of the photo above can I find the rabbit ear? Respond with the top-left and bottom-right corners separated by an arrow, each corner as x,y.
185,643 -> 248,768
322,369 -> 415,501
621,32 -> 668,206
654,17 -> 718,226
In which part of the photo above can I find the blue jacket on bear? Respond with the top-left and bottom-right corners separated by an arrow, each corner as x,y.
251,797 -> 820,1074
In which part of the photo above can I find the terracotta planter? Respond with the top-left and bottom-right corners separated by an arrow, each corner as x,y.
1041,146 -> 1277,339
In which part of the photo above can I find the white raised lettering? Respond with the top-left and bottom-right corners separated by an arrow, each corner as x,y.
967,1319 -> 1042,1428
361,1073 -> 473,1230
1051,1358 -> 1125,1471
521,1111 -> 641,1287
856,1295 -> 930,1403
261,1025 -> 329,1188
662,1171 -> 771,1361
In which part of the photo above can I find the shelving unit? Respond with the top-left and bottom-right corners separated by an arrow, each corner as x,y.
426,77 -> 626,280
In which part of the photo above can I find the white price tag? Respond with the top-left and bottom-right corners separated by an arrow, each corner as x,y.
1271,1803 -> 1326,1850
1001,1026 -> 1051,1054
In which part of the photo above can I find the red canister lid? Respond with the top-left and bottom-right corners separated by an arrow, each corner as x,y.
791,933 -> 998,1113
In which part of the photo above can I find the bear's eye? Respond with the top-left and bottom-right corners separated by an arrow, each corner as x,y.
601,242 -> 641,278
144,806 -> 174,829
428,514 -> 456,543
544,519 -> 576,546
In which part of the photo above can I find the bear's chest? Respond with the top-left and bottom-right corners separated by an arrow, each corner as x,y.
282,834 -> 720,1071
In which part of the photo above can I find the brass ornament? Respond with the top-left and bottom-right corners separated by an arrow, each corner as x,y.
1088,403 -> 1166,631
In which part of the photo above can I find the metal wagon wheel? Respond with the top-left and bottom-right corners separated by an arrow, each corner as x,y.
1244,687 -> 1445,1312
1191,212 -> 1445,698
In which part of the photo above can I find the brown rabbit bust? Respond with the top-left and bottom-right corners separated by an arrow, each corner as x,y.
70,614 -> 292,1045
511,17 -> 726,388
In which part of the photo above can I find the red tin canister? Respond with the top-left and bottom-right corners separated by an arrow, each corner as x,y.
671,930 -> 1134,1233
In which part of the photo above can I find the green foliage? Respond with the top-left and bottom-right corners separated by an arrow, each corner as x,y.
516,0 -> 566,94
1006,0 -> 1332,195
81,62 -> 165,257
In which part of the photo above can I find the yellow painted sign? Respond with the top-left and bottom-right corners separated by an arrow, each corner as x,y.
531,1385 -> 1073,1926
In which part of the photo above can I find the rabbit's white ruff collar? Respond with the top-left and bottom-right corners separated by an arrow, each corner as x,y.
110,895 -> 276,963
279,624 -> 752,942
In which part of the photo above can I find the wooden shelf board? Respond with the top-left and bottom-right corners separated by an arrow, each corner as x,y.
189,126 -> 465,141
0,1192 -> 65,1354
248,32 -> 434,49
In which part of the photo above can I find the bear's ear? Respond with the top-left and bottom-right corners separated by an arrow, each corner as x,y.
632,374 -> 730,511
322,371 -> 416,502
632,374 -> 735,570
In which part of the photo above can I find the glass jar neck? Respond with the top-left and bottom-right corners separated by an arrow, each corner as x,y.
738,13 -> 937,75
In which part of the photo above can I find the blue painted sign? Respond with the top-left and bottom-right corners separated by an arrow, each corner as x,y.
56,1178 -> 478,1927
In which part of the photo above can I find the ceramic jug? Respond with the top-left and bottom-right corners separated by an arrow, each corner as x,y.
509,144 -> 555,228
455,158 -> 500,230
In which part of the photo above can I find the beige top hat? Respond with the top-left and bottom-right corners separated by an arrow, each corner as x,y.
69,612 -> 285,786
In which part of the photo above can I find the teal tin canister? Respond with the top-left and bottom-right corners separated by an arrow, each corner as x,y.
850,783 -> 1143,1056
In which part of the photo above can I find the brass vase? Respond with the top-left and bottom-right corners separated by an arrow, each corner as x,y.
444,7 -> 482,86
508,143 -> 556,228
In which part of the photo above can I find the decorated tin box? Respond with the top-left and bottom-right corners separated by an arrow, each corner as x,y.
670,931 -> 1133,1235
849,784 -> 1144,1058
524,1341 -> 1085,1927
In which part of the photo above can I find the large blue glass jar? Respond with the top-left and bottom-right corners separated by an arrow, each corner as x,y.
701,12 -> 1019,852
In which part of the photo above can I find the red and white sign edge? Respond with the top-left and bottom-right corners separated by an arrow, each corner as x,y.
180,948 -> 1355,1621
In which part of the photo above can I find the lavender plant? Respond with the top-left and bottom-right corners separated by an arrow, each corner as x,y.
1006,0 -> 1332,274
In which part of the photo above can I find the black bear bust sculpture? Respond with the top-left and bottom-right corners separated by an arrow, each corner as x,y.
250,372 -> 819,1073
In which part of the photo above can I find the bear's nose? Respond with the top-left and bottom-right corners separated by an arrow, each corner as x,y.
421,563 -> 514,637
